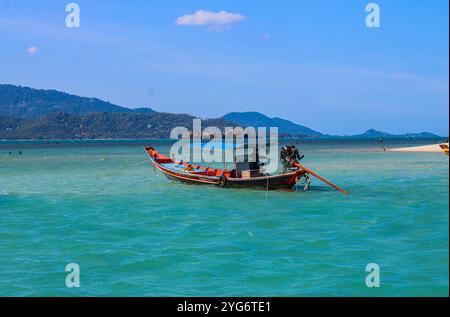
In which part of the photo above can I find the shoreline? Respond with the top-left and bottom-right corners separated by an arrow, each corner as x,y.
0,136 -> 447,142
389,143 -> 449,153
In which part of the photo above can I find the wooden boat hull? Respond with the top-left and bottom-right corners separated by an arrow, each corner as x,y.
219,172 -> 302,190
162,168 -> 303,189
144,146 -> 306,190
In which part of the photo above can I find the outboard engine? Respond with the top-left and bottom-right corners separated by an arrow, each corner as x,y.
280,145 -> 304,172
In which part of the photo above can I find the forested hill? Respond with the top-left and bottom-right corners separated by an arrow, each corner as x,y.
0,84 -> 154,119
0,112 -> 233,139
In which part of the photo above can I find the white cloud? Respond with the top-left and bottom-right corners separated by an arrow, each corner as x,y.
175,10 -> 246,30
26,46 -> 39,56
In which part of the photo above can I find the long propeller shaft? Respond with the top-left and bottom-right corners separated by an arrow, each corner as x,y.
294,163 -> 349,195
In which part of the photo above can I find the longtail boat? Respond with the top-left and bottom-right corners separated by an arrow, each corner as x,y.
144,144 -> 349,193
439,143 -> 449,156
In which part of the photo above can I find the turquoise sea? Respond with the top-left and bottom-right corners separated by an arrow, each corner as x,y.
0,139 -> 448,296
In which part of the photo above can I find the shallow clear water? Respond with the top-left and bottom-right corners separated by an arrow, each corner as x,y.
0,140 -> 448,296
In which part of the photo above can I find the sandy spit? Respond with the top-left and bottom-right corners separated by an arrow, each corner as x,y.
389,143 -> 449,152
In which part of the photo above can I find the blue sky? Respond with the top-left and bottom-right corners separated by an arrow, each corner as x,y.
0,0 -> 448,135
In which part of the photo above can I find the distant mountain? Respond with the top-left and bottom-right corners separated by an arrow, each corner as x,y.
222,112 -> 323,137
0,85 -> 444,140
0,84 -> 154,119
0,112 -> 233,139
350,129 -> 442,139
